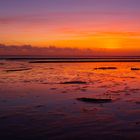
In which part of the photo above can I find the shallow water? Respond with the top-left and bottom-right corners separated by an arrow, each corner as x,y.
0,60 -> 140,139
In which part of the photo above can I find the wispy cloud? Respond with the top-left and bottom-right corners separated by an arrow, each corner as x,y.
0,15 -> 49,25
0,44 -> 140,57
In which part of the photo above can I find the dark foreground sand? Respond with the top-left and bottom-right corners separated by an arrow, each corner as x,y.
0,60 -> 140,139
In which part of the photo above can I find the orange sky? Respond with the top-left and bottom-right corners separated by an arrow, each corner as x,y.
0,0 -> 140,56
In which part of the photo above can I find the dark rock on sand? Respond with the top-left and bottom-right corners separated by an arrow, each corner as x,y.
135,101 -> 140,104
77,97 -> 112,103
0,115 -> 8,119
136,121 -> 140,125
131,67 -> 140,71
35,105 -> 45,108
94,67 -> 117,70
61,81 -> 87,84
5,68 -> 32,72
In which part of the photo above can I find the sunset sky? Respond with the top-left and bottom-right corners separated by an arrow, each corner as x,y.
0,0 -> 140,56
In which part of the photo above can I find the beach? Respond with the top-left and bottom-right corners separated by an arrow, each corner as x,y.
0,59 -> 140,139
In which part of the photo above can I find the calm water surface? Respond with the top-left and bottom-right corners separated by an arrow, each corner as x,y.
0,59 -> 140,139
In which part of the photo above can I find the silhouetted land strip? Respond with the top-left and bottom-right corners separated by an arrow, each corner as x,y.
29,59 -> 140,63
1,56 -> 140,62
77,98 -> 112,103
1,55 -> 140,59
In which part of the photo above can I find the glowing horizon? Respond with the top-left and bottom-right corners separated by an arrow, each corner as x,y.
0,0 -> 140,55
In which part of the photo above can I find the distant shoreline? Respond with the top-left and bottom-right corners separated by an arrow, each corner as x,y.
1,57 -> 140,62
1,55 -> 140,59
29,59 -> 140,63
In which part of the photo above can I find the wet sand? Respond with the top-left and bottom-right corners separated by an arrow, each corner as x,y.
0,60 -> 140,139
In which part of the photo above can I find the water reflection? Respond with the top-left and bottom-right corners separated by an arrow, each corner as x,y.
0,60 -> 140,139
